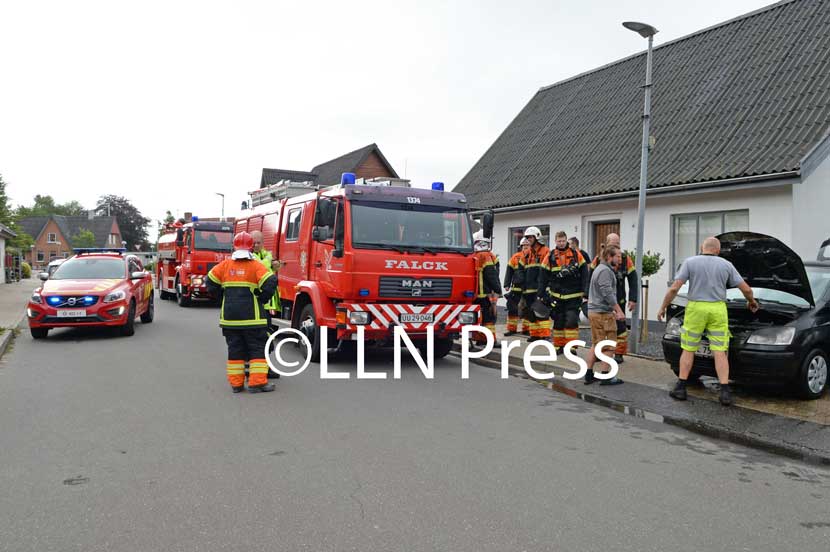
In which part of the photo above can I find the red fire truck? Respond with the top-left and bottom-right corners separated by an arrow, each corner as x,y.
156,218 -> 235,306
235,175 -> 486,361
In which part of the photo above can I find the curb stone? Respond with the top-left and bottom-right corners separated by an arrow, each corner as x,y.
0,311 -> 28,362
451,347 -> 830,466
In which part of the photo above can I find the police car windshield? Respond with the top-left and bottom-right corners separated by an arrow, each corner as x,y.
194,230 -> 233,251
350,201 -> 472,251
51,258 -> 126,280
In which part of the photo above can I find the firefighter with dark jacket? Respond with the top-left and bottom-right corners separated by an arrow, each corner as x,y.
206,231 -> 278,394
503,237 -> 529,336
519,227 -> 550,341
472,232 -> 502,345
589,233 -> 638,363
538,230 -> 589,351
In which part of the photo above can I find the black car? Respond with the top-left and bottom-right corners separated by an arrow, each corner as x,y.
662,232 -> 830,399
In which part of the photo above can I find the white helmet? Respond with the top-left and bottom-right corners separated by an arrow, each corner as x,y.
474,239 -> 491,252
524,226 -> 542,240
473,230 -> 484,242
519,237 -> 530,246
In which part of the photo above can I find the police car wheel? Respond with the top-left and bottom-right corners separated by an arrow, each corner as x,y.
120,301 -> 136,337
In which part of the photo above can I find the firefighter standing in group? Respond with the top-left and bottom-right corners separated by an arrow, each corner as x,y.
472,232 -> 502,346
206,232 -> 278,394
519,227 -> 550,341
589,233 -> 638,364
538,231 -> 589,352
251,230 -> 281,379
503,237 -> 529,336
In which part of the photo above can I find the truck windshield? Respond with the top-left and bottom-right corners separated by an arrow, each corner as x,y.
194,230 -> 233,252
350,201 -> 472,252
51,258 -> 126,280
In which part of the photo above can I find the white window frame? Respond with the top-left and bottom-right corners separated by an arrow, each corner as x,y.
670,209 -> 749,277
47,233 -> 57,243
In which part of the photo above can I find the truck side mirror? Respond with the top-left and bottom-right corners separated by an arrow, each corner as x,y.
39,272 -> 49,281
175,228 -> 184,248
312,226 -> 331,242
482,210 -> 495,240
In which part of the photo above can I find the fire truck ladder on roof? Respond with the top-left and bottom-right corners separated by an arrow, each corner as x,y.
249,180 -> 319,207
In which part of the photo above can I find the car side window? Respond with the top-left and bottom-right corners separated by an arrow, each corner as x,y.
128,258 -> 141,274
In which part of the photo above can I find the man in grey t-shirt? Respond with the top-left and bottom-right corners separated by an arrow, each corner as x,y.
657,237 -> 758,405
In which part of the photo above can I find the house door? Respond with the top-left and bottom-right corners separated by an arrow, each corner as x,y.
592,221 -> 620,259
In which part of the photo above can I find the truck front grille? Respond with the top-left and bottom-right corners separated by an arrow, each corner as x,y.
378,277 -> 452,298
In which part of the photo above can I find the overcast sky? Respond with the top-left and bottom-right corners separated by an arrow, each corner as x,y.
1,0 -> 771,230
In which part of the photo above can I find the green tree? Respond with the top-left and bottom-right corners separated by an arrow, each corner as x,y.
0,174 -> 35,249
96,195 -> 150,250
16,194 -> 87,217
0,173 -> 13,225
71,228 -> 97,248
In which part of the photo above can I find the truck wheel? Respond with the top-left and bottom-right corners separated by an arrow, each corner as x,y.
297,303 -> 322,363
176,278 -> 191,307
433,338 -> 454,359
30,328 -> 48,339
140,295 -> 154,323
120,301 -> 136,337
796,349 -> 828,400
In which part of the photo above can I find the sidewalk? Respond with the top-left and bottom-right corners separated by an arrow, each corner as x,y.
0,279 -> 38,358
456,322 -> 830,464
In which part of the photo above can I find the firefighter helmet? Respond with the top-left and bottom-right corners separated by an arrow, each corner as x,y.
524,226 -> 542,240
233,231 -> 254,251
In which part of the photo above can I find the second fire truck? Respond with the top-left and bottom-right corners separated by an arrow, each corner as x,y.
156,218 -> 235,306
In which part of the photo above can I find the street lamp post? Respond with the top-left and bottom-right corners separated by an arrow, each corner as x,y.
215,193 -> 225,221
623,21 -> 658,355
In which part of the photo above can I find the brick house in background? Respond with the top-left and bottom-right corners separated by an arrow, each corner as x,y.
260,143 -> 399,189
17,213 -> 122,271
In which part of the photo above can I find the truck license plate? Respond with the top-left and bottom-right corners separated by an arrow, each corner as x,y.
696,341 -> 712,358
57,309 -> 87,318
400,313 -> 434,324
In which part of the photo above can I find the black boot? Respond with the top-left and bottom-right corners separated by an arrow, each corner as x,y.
719,384 -> 733,406
248,383 -> 276,393
615,354 -> 625,364
267,369 -> 280,379
669,380 -> 687,400
584,369 -> 596,385
231,386 -> 245,394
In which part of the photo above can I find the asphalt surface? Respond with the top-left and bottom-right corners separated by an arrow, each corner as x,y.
1,297 -> 830,551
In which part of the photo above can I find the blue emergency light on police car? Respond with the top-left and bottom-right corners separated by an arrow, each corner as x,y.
192,216 -> 199,222
431,182 -> 445,191
341,172 -> 356,185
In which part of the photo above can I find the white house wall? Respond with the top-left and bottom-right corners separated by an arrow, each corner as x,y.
491,183 -> 794,321
793,148 -> 830,260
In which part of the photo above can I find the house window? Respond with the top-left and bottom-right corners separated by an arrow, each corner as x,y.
37,250 -> 44,262
671,210 -> 749,274
49,252 -> 58,260
47,233 -> 57,243
109,234 -> 118,245
286,208 -> 302,242
62,252 -> 69,259
507,225 -> 550,252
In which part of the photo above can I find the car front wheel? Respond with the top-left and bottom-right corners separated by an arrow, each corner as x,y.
796,349 -> 828,400
140,295 -> 154,323
31,328 -> 48,339
120,301 -> 136,337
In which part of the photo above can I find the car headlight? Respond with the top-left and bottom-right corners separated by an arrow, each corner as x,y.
30,292 -> 43,304
103,290 -> 127,303
664,317 -> 682,337
349,311 -> 370,325
746,326 -> 795,346
191,276 -> 204,286
458,311 -> 478,325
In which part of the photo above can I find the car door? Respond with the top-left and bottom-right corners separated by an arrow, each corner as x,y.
127,257 -> 148,312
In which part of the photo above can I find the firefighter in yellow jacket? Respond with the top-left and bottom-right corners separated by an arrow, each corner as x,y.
472,232 -> 502,345
520,227 -> 550,341
206,232 -> 278,394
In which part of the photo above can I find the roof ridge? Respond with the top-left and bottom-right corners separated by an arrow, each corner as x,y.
538,0 -> 798,94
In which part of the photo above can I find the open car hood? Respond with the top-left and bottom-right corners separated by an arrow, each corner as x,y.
819,238 -> 830,262
717,232 -> 813,307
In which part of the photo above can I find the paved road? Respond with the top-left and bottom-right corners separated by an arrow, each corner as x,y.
2,297 -> 829,551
